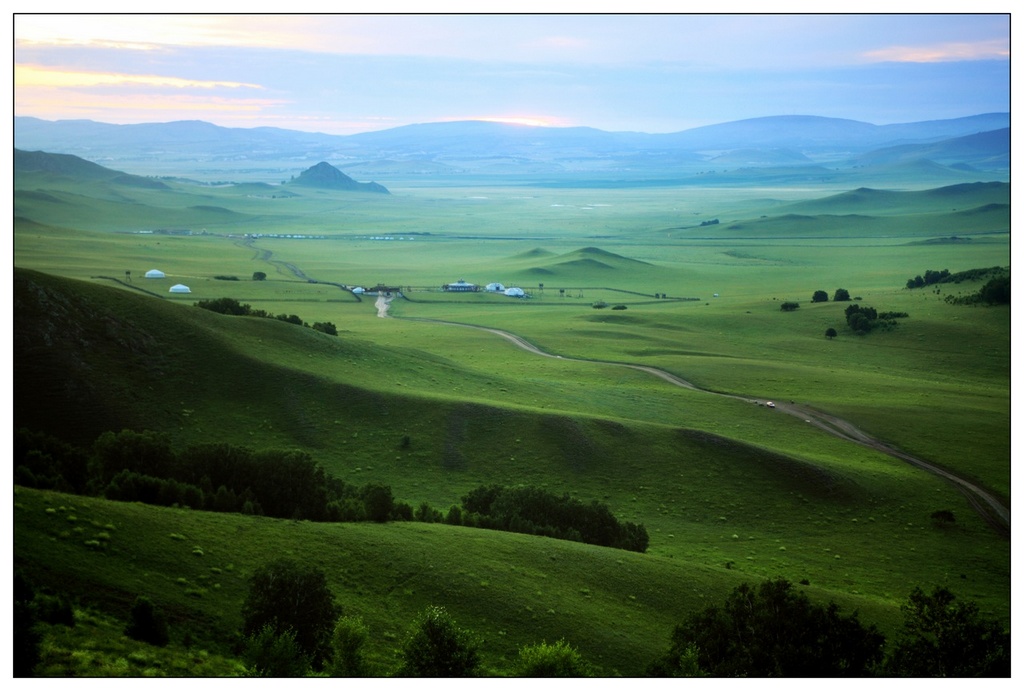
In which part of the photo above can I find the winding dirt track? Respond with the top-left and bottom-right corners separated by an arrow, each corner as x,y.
404,317 -> 1009,537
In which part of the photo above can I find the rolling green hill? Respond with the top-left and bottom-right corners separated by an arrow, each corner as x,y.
12,149 -> 1010,676
13,267 -> 1010,676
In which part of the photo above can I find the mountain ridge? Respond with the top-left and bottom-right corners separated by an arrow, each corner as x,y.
15,113 -> 1008,180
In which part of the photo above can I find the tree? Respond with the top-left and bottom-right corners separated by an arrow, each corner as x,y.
312,321 -> 338,336
884,586 -> 1009,676
253,271 -> 267,281
833,288 -> 851,302
825,327 -> 838,340
125,595 -> 169,647
515,639 -> 593,677
652,578 -> 885,677
361,483 -> 394,523
780,301 -> 799,311
330,615 -> 370,677
241,558 -> 341,670
399,605 -> 480,677
14,571 -> 42,677
812,290 -> 829,303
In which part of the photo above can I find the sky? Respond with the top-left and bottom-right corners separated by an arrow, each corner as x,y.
11,8 -> 1012,136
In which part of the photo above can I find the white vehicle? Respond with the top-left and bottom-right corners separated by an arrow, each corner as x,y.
766,401 -> 776,408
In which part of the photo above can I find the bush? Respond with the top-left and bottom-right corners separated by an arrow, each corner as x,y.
812,290 -> 829,303
243,625 -> 311,677
780,301 -> 799,311
515,639 -> 593,677
833,288 -> 851,301
241,558 -> 341,670
399,606 -> 480,677
125,596 -> 169,647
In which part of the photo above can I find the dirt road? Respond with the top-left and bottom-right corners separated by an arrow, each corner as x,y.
404,317 -> 1009,537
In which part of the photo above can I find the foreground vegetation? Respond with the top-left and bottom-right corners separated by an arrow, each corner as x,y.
13,159 -> 1010,676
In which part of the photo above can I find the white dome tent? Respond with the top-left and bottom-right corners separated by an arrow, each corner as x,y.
485,282 -> 505,292
144,269 -> 165,279
168,284 -> 191,294
504,287 -> 525,298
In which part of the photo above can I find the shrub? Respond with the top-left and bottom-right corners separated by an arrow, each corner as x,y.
515,639 -> 593,677
833,288 -> 851,301
125,596 -> 170,647
812,290 -> 829,303
780,301 -> 799,312
399,606 -> 480,677
243,625 -> 311,677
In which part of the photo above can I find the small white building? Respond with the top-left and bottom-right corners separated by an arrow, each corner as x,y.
504,287 -> 526,298
485,282 -> 506,292
145,269 -> 165,279
168,284 -> 191,294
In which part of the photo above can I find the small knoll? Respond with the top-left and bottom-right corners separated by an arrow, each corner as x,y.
188,205 -> 239,215
573,246 -> 651,264
557,258 -> 615,270
514,247 -> 557,259
289,161 -> 390,194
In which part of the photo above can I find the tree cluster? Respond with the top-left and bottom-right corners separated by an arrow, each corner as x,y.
649,578 -> 1009,677
906,269 -> 951,289
944,274 -> 1010,306
195,297 -> 337,336
15,429 -> 645,553
844,304 -> 905,334
457,484 -> 649,553
238,559 -> 593,677
14,429 -> 394,523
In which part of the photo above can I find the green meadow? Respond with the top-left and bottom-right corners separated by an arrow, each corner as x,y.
13,170 -> 1010,674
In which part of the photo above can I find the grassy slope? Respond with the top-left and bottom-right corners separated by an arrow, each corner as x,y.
10,485 -> 936,676
13,173 -> 1010,675
13,271 -> 1009,651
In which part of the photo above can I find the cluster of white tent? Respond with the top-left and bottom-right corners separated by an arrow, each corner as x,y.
144,268 -> 190,293
485,282 -> 526,297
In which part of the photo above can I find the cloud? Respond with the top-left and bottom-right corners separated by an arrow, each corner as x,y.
15,64 -> 262,90
862,39 -> 1009,63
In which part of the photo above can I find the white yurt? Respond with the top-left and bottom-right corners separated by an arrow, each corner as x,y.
485,282 -> 505,292
145,269 -> 165,279
168,284 -> 191,294
351,287 -> 365,294
504,287 -> 525,297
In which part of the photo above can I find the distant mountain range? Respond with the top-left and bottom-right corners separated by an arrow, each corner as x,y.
13,113 -> 1009,181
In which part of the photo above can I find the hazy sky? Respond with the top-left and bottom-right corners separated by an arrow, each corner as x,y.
13,10 -> 1011,135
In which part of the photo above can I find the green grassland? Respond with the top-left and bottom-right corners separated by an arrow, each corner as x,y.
12,169 -> 1010,674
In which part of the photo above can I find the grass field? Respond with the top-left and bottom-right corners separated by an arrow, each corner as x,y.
12,168 -> 1010,675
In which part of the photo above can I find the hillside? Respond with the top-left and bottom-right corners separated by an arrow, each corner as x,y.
14,148 -> 169,189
